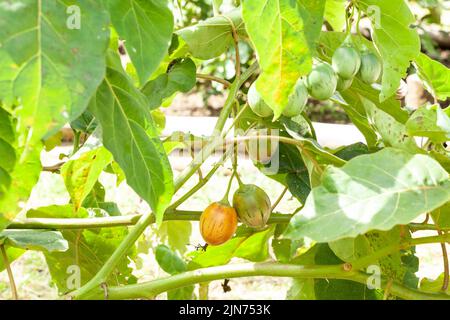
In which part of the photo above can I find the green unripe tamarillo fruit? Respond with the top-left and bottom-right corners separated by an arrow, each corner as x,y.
336,76 -> 353,92
232,184 -> 271,229
247,83 -> 274,117
282,78 -> 309,118
358,51 -> 382,84
305,62 -> 337,100
332,45 -> 361,80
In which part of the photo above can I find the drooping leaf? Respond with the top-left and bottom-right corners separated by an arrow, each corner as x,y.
141,58 -> 196,110
406,104 -> 450,143
414,53 -> 450,101
0,230 -> 68,252
107,0 -> 174,84
154,245 -> 193,300
176,9 -> 246,60
357,0 -> 421,101
243,0 -> 325,118
89,52 -> 174,225
61,147 -> 113,210
284,148 -> 450,242
155,244 -> 187,274
27,205 -> 136,293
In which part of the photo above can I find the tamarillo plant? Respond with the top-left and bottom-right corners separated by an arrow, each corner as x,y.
0,0 -> 449,300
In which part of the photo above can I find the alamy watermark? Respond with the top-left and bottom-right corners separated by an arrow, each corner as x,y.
66,5 -> 81,30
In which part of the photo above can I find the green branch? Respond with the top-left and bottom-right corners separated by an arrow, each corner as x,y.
0,244 -> 18,300
80,262 -> 450,300
8,211 -> 292,230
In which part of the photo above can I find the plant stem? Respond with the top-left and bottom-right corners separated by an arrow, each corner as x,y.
82,262 -> 450,300
0,245 -> 18,300
196,74 -> 231,87
42,161 -> 65,173
9,214 -> 450,234
438,230 -> 449,291
8,211 -> 292,230
168,151 -> 232,210
271,187 -> 288,212
71,130 -> 81,156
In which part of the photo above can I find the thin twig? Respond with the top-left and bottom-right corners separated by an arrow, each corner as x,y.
43,162 -> 65,172
196,74 -> 231,87
271,187 -> 288,212
383,279 -> 393,300
223,15 -> 241,77
0,245 -> 18,300
438,230 -> 449,291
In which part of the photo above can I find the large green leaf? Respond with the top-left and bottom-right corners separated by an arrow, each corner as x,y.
0,230 -> 68,252
357,0 -> 420,101
414,53 -> 450,101
243,0 -> 325,118
61,147 -> 113,211
0,0 -> 109,230
284,148 -> 450,242
107,0 -> 173,84
0,0 -> 109,144
27,205 -> 135,293
176,9 -> 246,60
141,58 -> 196,110
89,52 -> 174,225
406,104 -> 450,143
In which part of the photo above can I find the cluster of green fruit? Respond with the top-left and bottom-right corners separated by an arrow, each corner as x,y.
248,36 -> 382,118
200,184 -> 271,245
